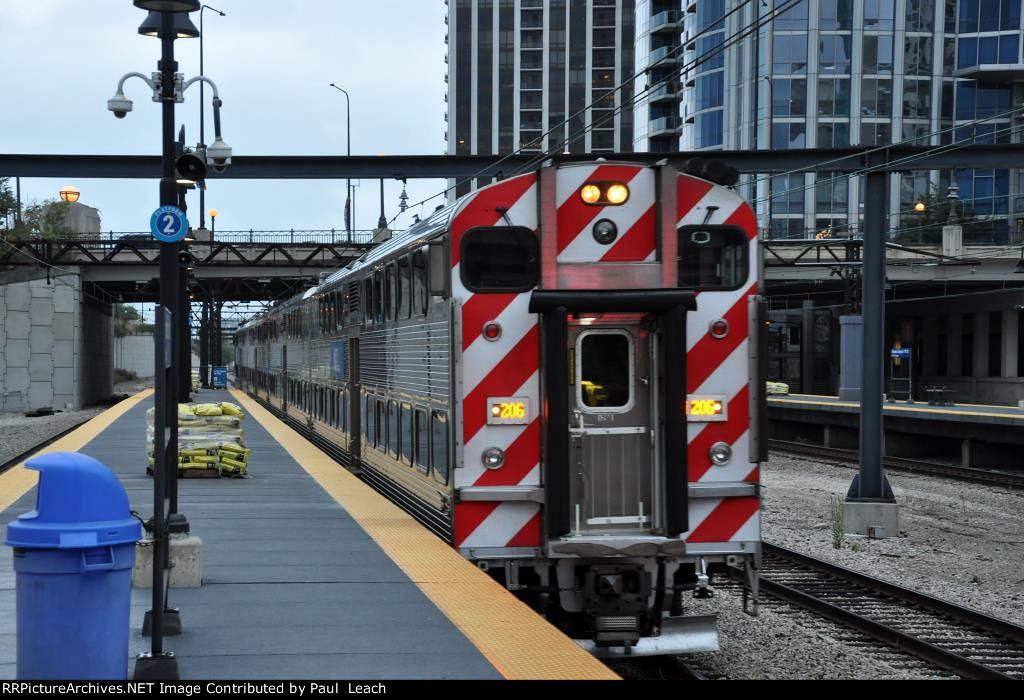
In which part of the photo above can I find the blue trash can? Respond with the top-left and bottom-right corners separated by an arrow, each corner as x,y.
5,452 -> 142,680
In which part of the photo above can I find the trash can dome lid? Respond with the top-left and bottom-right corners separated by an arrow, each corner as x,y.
5,452 -> 141,549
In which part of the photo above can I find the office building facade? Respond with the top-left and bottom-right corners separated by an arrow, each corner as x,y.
445,0 -> 636,196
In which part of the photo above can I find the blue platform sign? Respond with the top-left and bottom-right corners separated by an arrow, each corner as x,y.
330,340 -> 346,380
150,206 -> 189,243
891,348 -> 911,358
211,366 -> 228,389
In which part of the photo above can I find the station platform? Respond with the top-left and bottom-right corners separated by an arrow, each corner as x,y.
768,394 -> 1024,469
0,389 -> 617,680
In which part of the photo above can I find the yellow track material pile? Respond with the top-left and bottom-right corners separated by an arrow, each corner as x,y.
146,401 -> 251,478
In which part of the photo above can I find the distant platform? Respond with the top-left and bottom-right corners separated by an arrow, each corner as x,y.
769,393 -> 1024,427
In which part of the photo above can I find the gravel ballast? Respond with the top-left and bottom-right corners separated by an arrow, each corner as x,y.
0,408 -> 104,467
680,453 -> 1023,679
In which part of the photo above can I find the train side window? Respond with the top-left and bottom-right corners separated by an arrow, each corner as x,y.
412,250 -> 428,316
398,256 -> 411,319
387,400 -> 399,457
372,270 -> 383,323
459,227 -> 539,292
431,410 -> 449,484
363,395 -> 372,444
385,263 -> 397,321
375,398 -> 385,449
400,403 -> 413,465
414,409 -> 429,474
678,225 -> 749,291
363,278 -> 373,325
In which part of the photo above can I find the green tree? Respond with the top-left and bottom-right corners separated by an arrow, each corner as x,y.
114,304 -> 154,337
898,184 -> 976,242
22,199 -> 75,239
0,178 -> 17,229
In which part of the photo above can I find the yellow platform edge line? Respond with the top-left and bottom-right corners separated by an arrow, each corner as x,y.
0,389 -> 155,514
229,389 -> 619,681
768,396 -> 1023,420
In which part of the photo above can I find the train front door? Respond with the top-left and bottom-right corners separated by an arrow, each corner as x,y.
567,320 -> 656,535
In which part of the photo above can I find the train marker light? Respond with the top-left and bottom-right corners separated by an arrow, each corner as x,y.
482,447 -> 506,470
709,319 -> 730,339
709,442 -> 733,466
592,219 -> 618,245
483,321 -> 502,341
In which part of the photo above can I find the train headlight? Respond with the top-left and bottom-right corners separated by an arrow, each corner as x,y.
709,442 -> 732,466
580,184 -> 602,205
606,183 -> 630,205
482,447 -> 505,470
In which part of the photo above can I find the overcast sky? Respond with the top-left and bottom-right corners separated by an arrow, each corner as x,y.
0,0 -> 447,233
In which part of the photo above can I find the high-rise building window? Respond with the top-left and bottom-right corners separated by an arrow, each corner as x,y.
771,78 -> 806,117
697,72 -> 724,111
960,0 -> 1022,32
906,0 -> 936,32
817,122 -> 850,147
904,36 -> 933,76
818,35 -> 852,74
772,122 -> 806,148
860,122 -> 891,146
864,0 -> 895,30
902,79 -> 932,119
863,35 -> 894,74
696,111 -> 724,148
819,0 -> 853,30
774,0 -> 808,31
697,34 -> 725,73
818,78 -> 851,117
772,35 -> 807,74
860,78 -> 892,117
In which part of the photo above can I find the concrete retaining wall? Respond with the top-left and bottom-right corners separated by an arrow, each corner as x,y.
115,334 -> 156,379
0,268 -> 112,411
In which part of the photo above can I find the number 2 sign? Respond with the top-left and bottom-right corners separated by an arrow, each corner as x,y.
150,205 -> 189,243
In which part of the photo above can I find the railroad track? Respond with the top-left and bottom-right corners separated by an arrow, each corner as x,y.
0,419 -> 94,476
769,439 -> 1024,489
607,655 -> 717,680
752,543 -> 1024,679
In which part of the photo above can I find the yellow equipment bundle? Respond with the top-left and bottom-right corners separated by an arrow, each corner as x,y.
146,401 -> 251,478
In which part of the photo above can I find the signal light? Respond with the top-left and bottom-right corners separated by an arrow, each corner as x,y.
579,182 -> 630,206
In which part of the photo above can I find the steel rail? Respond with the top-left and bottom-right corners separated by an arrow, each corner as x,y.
756,543 -> 1024,679
769,439 -> 1024,489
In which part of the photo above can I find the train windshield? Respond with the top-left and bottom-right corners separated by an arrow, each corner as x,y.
678,225 -> 749,290
460,226 -> 539,292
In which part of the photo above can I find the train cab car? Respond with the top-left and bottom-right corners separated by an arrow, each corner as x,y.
236,159 -> 765,657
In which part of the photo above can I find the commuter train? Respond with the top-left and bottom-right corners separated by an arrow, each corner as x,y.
235,159 -> 765,656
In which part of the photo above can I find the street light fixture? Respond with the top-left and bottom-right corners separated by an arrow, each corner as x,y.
59,186 -> 81,203
328,83 -> 354,236
134,0 -> 200,11
199,5 -> 226,229
138,11 -> 199,38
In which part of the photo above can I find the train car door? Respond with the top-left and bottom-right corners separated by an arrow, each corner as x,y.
567,321 -> 655,535
282,345 -> 288,413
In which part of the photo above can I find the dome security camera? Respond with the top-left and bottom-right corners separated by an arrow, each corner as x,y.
107,93 -> 133,119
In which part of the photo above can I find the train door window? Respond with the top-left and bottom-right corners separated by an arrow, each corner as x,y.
678,225 -> 750,291
400,403 -> 414,465
398,256 -> 411,319
385,264 -> 397,321
412,250 -> 428,316
459,227 -> 539,292
386,400 -> 398,457
578,331 -> 633,410
431,410 -> 449,484
414,409 -> 429,474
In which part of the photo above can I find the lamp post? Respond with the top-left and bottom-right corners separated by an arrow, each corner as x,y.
110,0 -> 232,679
199,5 -> 225,230
59,186 -> 81,203
210,208 -> 218,237
328,83 -> 353,239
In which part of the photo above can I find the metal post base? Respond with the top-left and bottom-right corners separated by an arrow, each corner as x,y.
142,608 -> 182,636
167,512 -> 190,534
133,652 -> 179,681
842,500 -> 900,538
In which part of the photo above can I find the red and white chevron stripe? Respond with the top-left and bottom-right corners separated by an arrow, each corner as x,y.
449,174 -> 542,549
